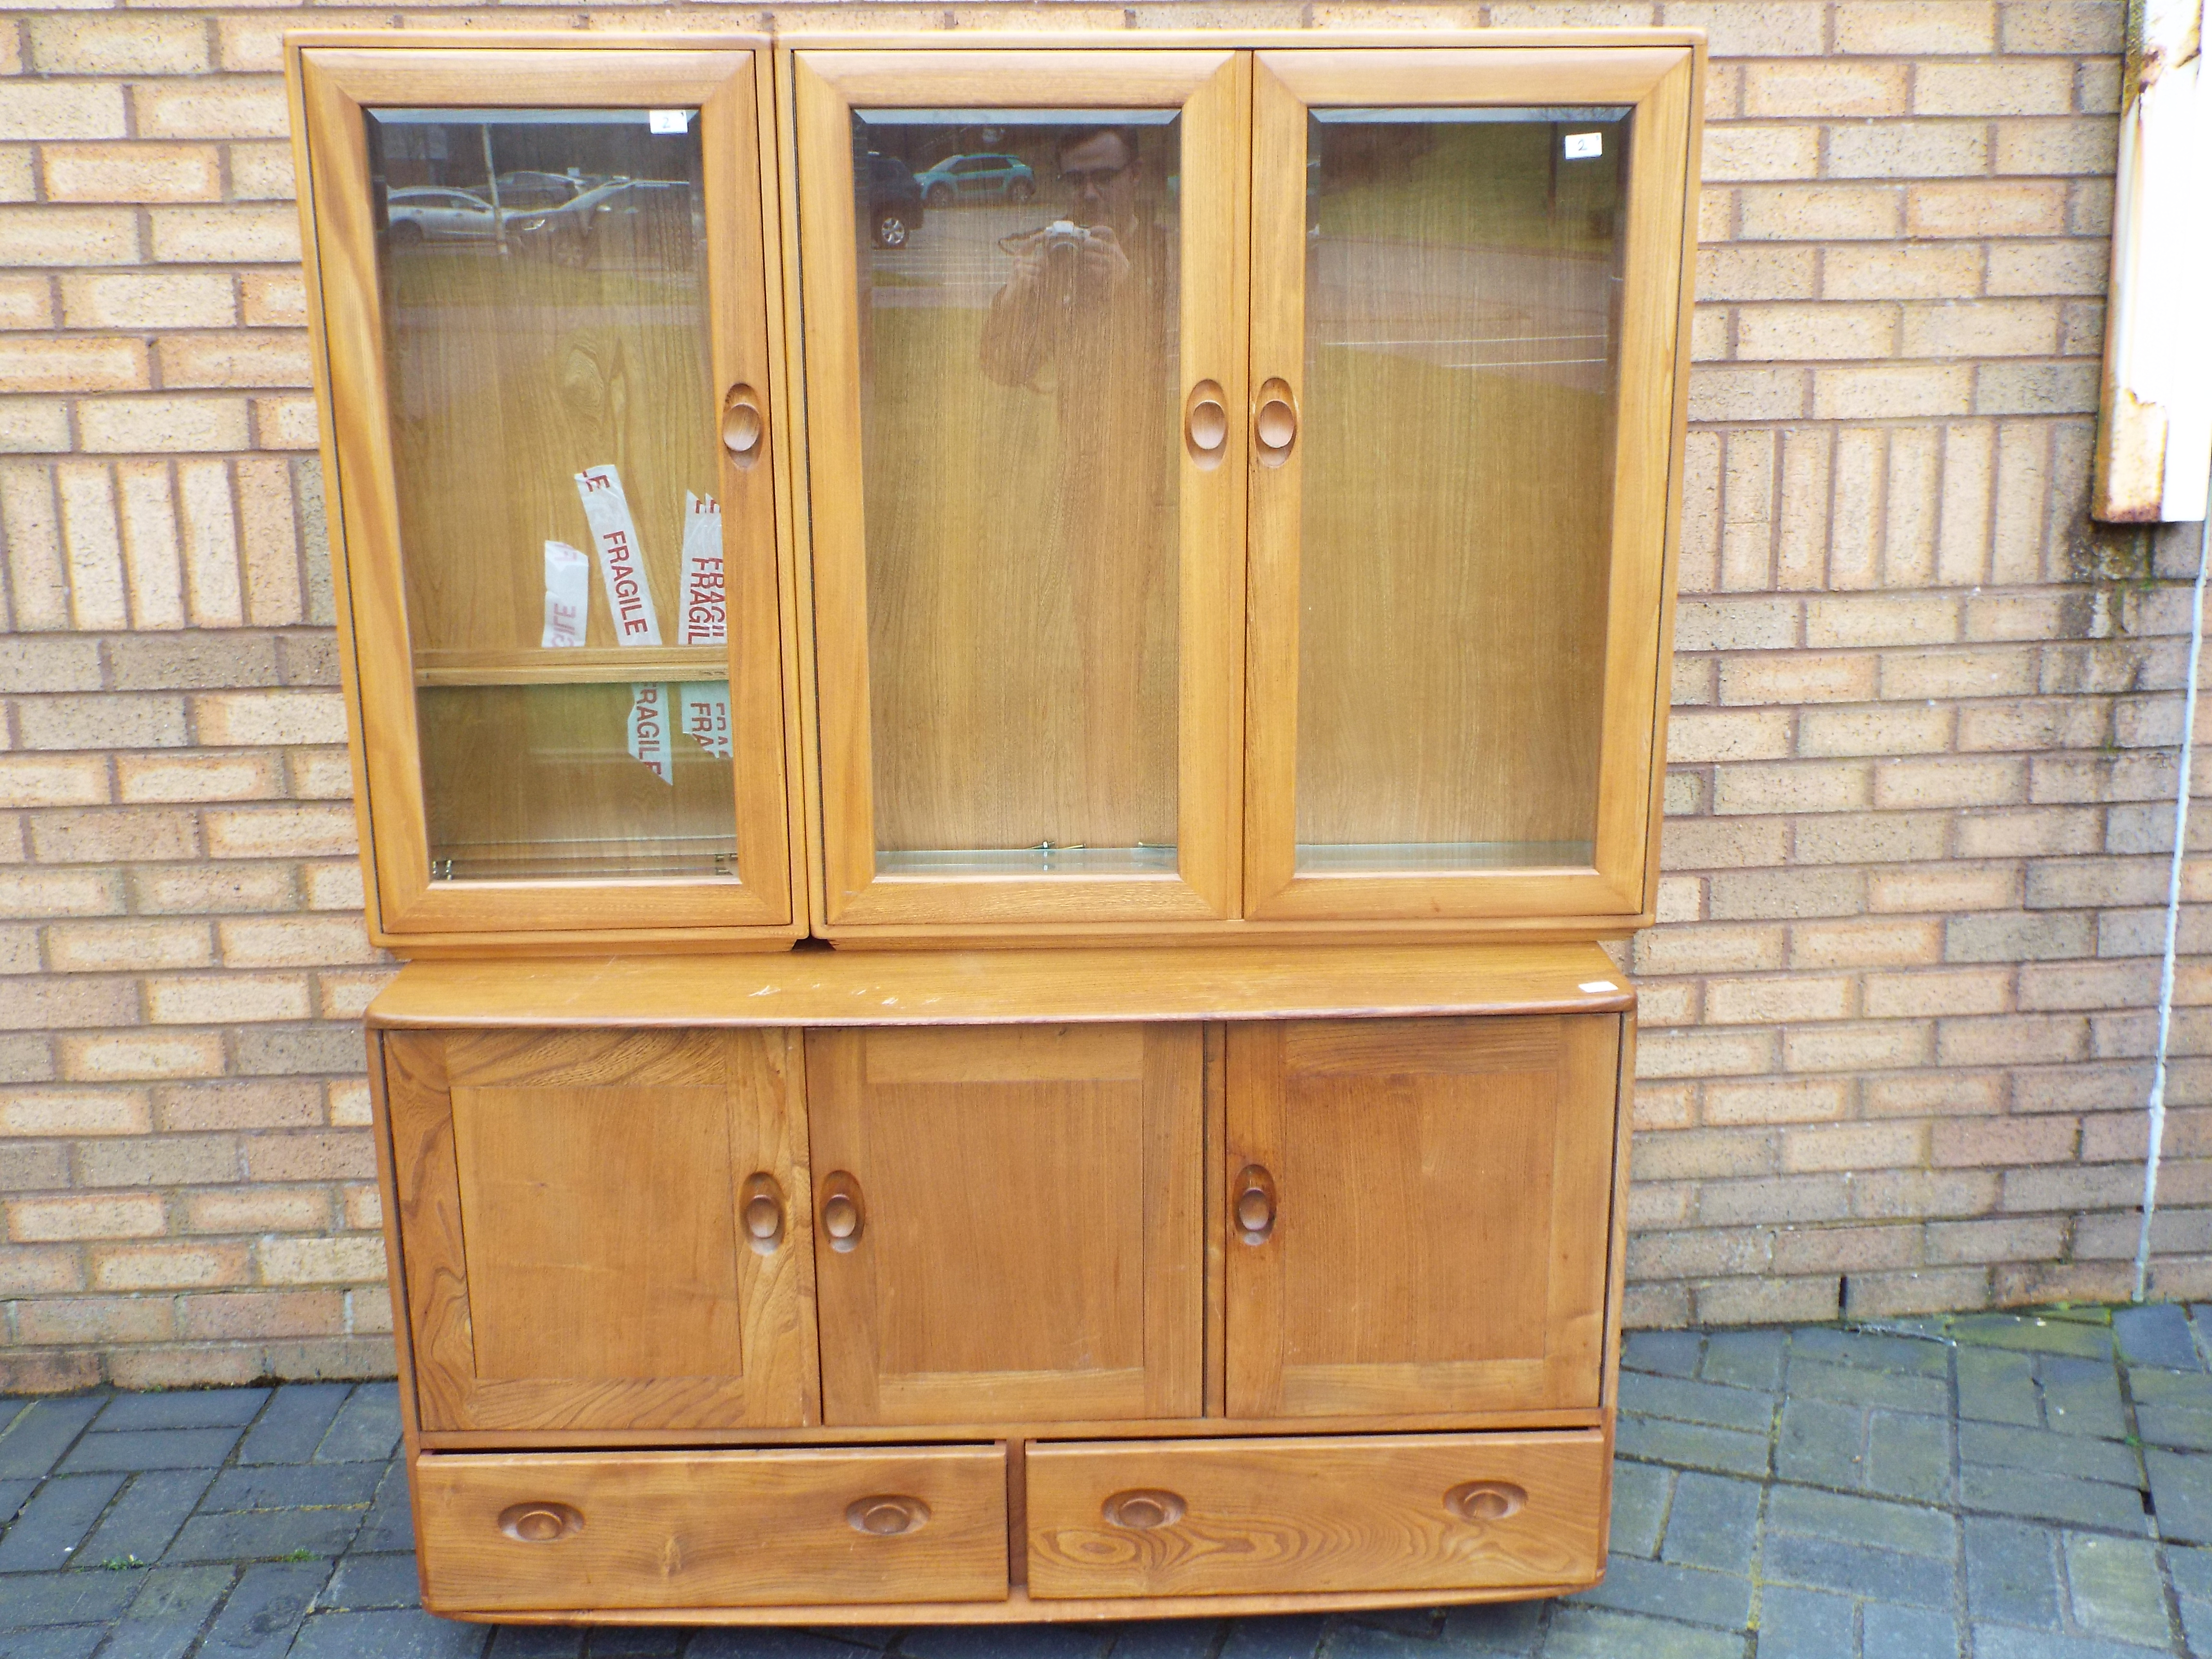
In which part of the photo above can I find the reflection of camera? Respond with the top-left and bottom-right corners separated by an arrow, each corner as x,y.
1044,219 -> 1093,305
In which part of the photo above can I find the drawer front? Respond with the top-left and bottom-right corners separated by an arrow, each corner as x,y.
1026,1432 -> 1605,1599
416,1446 -> 1007,1612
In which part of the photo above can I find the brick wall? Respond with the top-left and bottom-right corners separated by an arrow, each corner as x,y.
0,0 -> 2203,1389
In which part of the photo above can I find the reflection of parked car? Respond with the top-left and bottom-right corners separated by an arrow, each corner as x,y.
914,153 -> 1036,207
508,178 -> 701,264
494,170 -> 593,211
862,152 -> 925,249
385,187 -> 500,243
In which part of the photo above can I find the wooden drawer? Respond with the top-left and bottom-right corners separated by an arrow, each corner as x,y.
1026,1432 -> 1606,1599
415,1446 -> 1008,1613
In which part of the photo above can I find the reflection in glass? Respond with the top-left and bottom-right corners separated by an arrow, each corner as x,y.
852,111 -> 1182,875
368,108 -> 734,881
1295,108 -> 1631,873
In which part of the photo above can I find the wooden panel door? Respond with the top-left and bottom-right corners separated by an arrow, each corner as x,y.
805,1024 -> 1202,1422
791,49 -> 1249,933
383,1027 -> 817,1432
1242,46 -> 1700,924
298,45 -> 801,942
1225,1015 -> 1623,1418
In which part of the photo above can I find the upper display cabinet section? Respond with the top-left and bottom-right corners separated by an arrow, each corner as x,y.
294,43 -> 803,950
290,26 -> 1699,951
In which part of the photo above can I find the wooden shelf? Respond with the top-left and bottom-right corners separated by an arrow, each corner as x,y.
413,648 -> 732,688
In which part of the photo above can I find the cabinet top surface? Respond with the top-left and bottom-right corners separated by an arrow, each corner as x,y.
287,21 -> 1707,50
367,942 -> 1634,1028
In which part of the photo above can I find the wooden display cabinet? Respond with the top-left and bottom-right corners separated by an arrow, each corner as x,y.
289,14 -> 1700,1628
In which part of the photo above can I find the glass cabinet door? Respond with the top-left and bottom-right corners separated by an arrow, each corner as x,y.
1243,48 -> 1696,923
301,48 -> 796,938
793,51 -> 1247,931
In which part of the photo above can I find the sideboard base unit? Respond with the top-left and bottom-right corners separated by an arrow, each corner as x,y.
368,945 -> 1635,1624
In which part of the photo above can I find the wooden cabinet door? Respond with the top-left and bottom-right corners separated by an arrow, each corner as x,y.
805,1024 -> 1202,1423
1225,1015 -> 1623,1418
791,49 -> 1249,933
1242,47 -> 1698,925
382,1028 -> 817,1432
299,46 -> 801,943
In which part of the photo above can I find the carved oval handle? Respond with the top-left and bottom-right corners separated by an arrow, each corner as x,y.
721,384 -> 765,461
1103,1488 -> 1186,1530
847,1494 -> 930,1536
1185,379 -> 1228,468
1444,1480 -> 1527,1522
820,1171 -> 865,1252
1234,1164 -> 1277,1245
1254,377 -> 1298,466
498,1501 -> 583,1543
740,1172 -> 784,1254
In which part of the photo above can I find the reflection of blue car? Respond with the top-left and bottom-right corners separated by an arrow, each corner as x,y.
914,154 -> 1036,208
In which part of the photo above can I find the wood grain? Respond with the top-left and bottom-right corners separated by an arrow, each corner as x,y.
415,1445 -> 1007,1611
1026,1431 -> 1607,1598
805,1023 -> 1201,1424
1226,1015 -> 1619,1418
365,941 -> 1633,1030
388,1027 -> 816,1431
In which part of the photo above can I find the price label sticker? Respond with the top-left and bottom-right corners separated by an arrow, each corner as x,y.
1563,132 -> 1603,160
649,109 -> 693,134
1579,980 -> 1620,994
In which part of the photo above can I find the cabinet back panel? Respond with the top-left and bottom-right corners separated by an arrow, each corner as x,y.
1292,109 -> 1621,855
851,112 -> 1183,858
453,1082 -> 745,1382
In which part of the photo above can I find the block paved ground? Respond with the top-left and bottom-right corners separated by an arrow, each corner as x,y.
8,1306 -> 2212,1658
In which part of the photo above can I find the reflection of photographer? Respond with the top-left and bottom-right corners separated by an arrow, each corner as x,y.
980,127 -> 1158,390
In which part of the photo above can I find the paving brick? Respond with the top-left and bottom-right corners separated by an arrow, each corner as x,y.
75,1469 -> 213,1569
0,1568 -> 146,1627
1968,1627 -> 2176,1657
96,1620 -> 206,1659
1785,1359 -> 1949,1415
902,1628 -> 1116,1659
1626,1331 -> 1705,1379
1960,1421 -> 2142,1486
196,1560 -> 328,1659
351,1461 -> 413,1556
1749,1585 -> 1851,1659
1572,1552 -> 1752,1629
1864,1409 -> 1953,1503
125,1561 -> 233,1624
0,1628 -> 106,1659
1214,1615 -> 1329,1659
1775,1397 -> 1866,1488
1611,1459 -> 1672,1558
1539,1607 -> 1744,1659
1766,1485 -> 1955,1557
1960,1465 -> 2149,1532
234,1383 -> 349,1466
2148,1448 -> 2212,1545
0,1471 -> 125,1572
1950,1314 -> 2115,1360
199,1462 -> 383,1516
90,1391 -> 267,1433
0,1399 -> 104,1479
288,1608 -> 489,1659
57,1429 -> 240,1476
485,1631 -> 588,1659
585,1628 -> 687,1657
1760,1533 -> 1956,1606
1658,1472 -> 1762,1576
1619,1373 -> 1777,1435
1789,1327 -> 1952,1376
313,1385 -> 399,1465
2113,1303 -> 2200,1370
2064,1532 -> 2172,1649
162,1505 -> 363,1564
1701,1330 -> 1786,1392
686,1635 -> 885,1659
1616,1414 -> 1770,1479
2040,1359 -> 2130,1440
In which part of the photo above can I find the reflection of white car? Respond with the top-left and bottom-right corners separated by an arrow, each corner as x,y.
508,178 -> 701,263
385,187 -> 499,243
